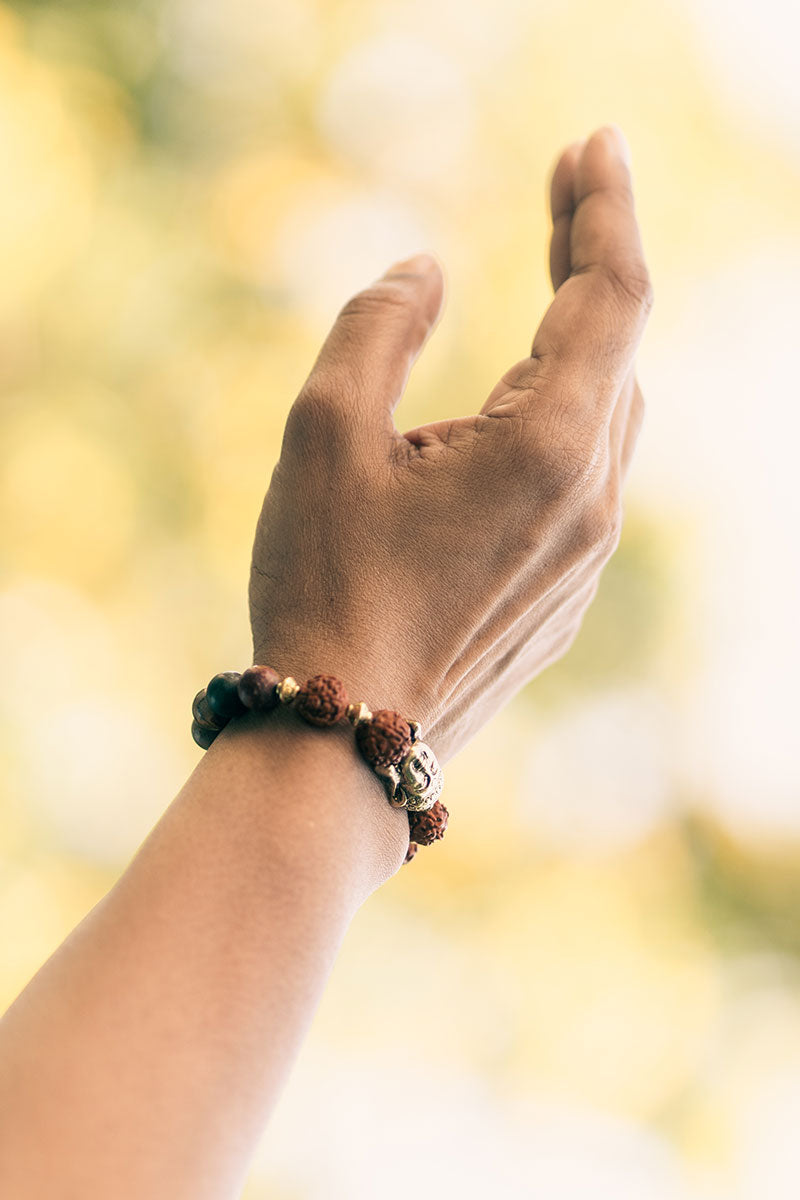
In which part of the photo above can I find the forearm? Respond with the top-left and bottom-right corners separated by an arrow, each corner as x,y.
0,121 -> 650,1200
0,706 -> 408,1199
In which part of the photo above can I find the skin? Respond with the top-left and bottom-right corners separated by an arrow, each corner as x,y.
0,126 -> 652,1198
250,125 -> 651,762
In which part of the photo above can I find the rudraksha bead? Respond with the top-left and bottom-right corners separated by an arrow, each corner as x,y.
294,674 -> 349,726
402,840 -> 422,868
238,665 -> 281,712
207,671 -> 246,720
408,800 -> 449,847
192,689 -> 227,732
191,720 -> 219,750
355,709 -> 413,769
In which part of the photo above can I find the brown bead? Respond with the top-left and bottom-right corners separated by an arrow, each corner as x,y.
192,689 -> 227,732
294,673 -> 349,727
403,841 -> 419,865
355,709 -> 413,769
408,800 -> 449,847
238,665 -> 281,712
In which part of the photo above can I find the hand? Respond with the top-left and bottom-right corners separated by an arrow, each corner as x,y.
249,125 -> 653,763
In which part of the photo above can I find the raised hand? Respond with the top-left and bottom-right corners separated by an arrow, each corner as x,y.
249,125 -> 653,762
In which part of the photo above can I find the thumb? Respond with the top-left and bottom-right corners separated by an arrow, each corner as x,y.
293,253 -> 445,445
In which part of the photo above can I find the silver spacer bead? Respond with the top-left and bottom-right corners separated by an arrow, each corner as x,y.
374,764 -> 406,807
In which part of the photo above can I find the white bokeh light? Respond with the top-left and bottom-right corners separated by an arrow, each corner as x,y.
737,1071 -> 800,1199
640,248 -> 800,838
517,688 -> 674,854
379,0 -> 562,72
0,578 -> 119,711
273,187 -> 431,321
316,35 -> 474,183
17,698 -> 187,865
250,1046 -> 703,1199
684,0 -> 800,151
0,579 -> 186,864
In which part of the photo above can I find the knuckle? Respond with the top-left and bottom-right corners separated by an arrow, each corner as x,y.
534,408 -> 608,503
600,259 -> 654,315
541,448 -> 596,505
604,499 -> 623,553
628,389 -> 646,447
499,357 -> 544,394
635,270 -> 655,314
574,491 -> 622,558
632,386 -> 646,421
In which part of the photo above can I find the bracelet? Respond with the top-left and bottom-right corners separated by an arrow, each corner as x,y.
191,667 -> 448,865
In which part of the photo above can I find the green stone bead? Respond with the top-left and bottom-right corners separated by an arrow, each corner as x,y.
207,672 -> 246,720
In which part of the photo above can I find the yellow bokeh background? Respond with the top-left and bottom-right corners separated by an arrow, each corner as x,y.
2,0 -> 800,1196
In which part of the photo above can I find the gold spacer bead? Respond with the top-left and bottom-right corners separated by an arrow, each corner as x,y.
277,676 -> 300,704
346,701 -> 372,726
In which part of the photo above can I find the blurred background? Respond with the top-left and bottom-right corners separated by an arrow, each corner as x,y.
1,0 -> 799,1195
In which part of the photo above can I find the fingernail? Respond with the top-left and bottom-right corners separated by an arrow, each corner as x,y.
385,252 -> 439,277
607,123 -> 632,168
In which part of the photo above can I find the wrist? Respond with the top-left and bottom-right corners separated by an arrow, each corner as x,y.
250,622 -> 437,734
202,701 -> 411,899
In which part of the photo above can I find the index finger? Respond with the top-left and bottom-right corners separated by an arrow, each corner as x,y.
537,125 -> 652,380
484,126 -> 653,421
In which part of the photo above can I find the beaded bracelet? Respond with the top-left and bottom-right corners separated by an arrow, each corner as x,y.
191,667 -> 448,865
